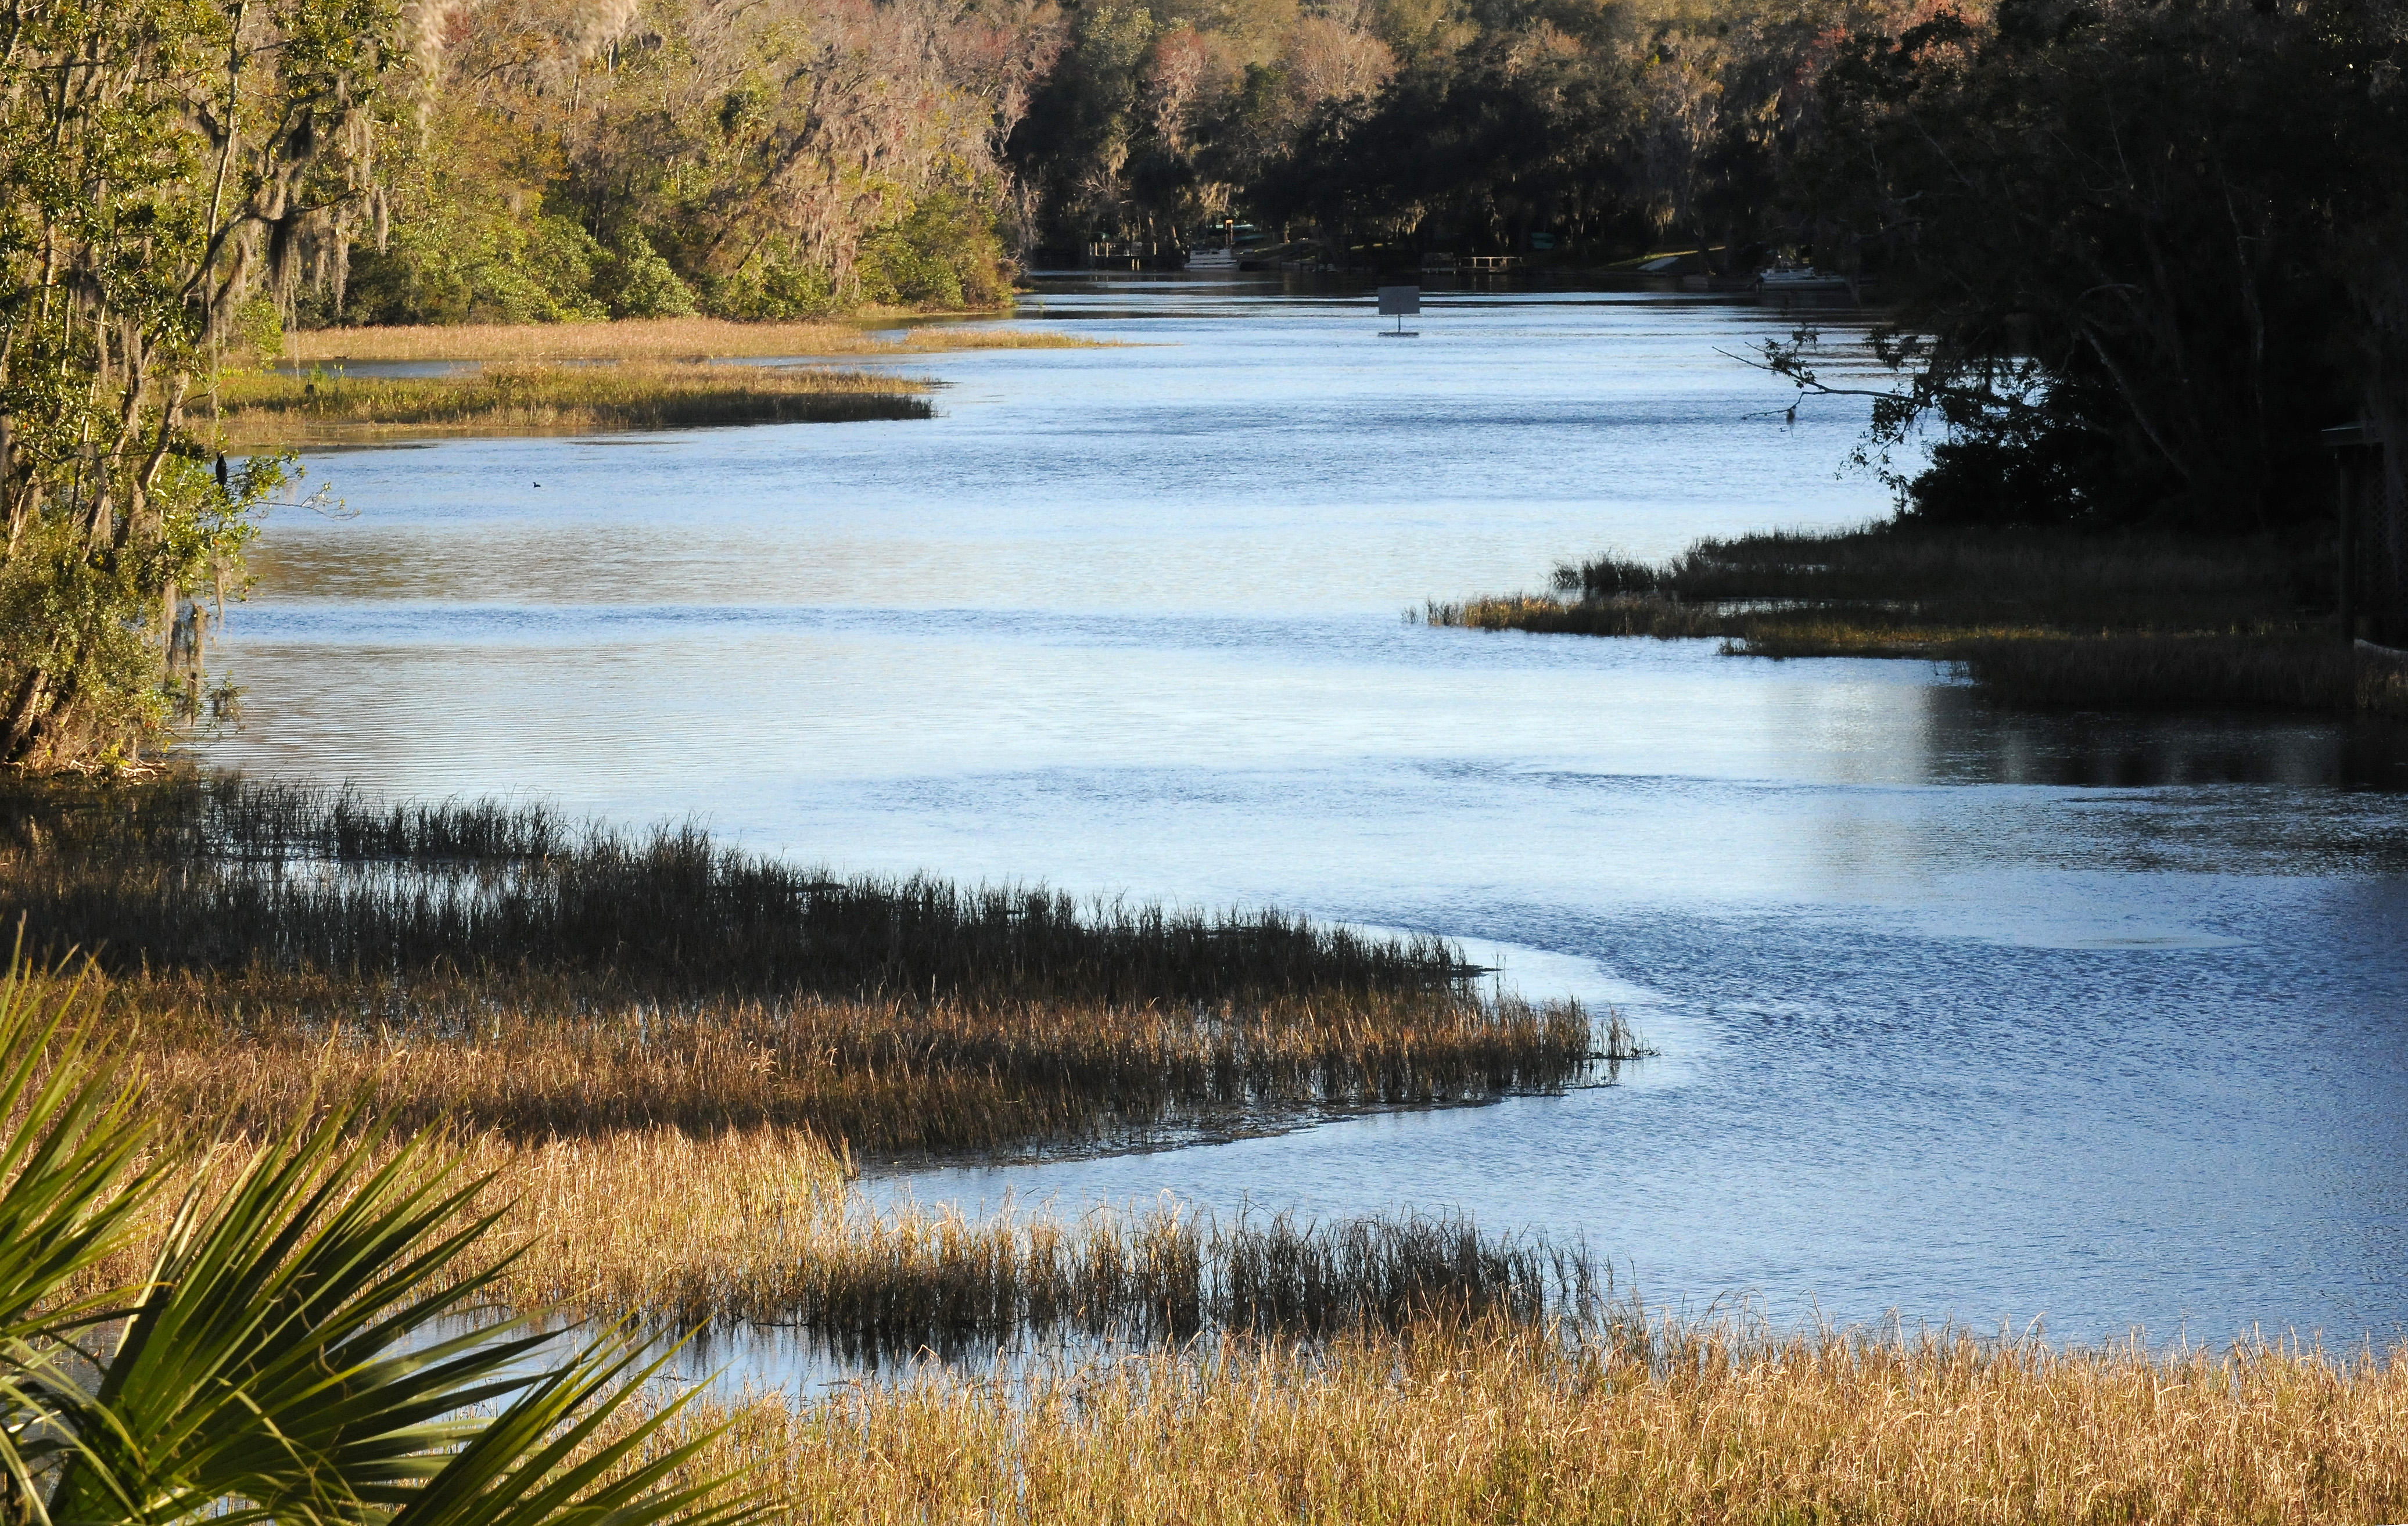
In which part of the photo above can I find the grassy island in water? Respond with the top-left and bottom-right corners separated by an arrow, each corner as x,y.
206,319 -> 1115,447
1431,525 -> 2408,718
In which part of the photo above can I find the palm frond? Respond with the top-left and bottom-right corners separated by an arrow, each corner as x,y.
0,940 -> 176,1526
394,1330 -> 766,1526
45,1107 -> 544,1526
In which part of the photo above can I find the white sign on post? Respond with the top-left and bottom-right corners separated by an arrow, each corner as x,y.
1376,284 -> 1421,337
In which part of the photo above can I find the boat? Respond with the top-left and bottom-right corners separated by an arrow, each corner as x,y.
1756,264 -> 1856,301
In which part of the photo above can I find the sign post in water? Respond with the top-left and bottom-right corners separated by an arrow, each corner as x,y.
1377,285 -> 1420,338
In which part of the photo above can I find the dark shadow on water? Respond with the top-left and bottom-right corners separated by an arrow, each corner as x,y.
1920,685 -> 2408,791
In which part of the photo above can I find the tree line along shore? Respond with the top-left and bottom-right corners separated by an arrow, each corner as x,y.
7,0 -> 2405,767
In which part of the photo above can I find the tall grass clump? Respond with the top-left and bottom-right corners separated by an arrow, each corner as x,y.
67,1122 -> 1599,1352
2,776 -> 1472,1001
5,777 -> 1598,1158
119,970 -> 1594,1153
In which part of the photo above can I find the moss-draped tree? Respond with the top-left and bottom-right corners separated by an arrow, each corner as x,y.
0,0 -> 394,771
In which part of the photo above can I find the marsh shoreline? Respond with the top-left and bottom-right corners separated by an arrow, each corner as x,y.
1429,522 -> 2407,716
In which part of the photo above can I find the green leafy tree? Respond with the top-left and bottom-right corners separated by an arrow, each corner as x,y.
0,0 -> 399,770
1783,0 -> 2408,530
597,235 -> 698,321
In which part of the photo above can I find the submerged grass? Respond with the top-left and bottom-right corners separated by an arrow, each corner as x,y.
615,1319 -> 2408,1524
211,361 -> 931,446
5,777 -> 1594,1159
1428,523 -> 2406,715
284,317 -> 1111,364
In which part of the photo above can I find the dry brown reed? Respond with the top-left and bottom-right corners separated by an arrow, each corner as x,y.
1424,593 -> 1726,638
613,1319 -> 2408,1523
3,778 -> 1593,1159
283,318 -> 1108,364
69,1123 -> 1592,1349
113,969 -> 1591,1158
211,362 -> 931,446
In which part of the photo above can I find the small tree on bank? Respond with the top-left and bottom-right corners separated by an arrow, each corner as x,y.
0,0 -> 397,772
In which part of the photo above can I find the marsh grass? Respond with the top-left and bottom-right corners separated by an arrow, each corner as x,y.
612,1319 -> 2408,1524
1423,593 -> 1727,639
1639,525 -> 2328,631
67,1121 -> 1595,1350
1955,633 -> 2366,710
1429,524 -> 2407,714
113,970 -> 1591,1155
284,318 -> 1111,364
3,777 -> 1471,1002
6,777 -> 1593,1158
210,362 -> 931,446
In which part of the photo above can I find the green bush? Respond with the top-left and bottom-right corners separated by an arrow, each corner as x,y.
855,191 -> 1011,310
345,212 -> 608,325
600,232 -> 699,319
705,245 -> 839,320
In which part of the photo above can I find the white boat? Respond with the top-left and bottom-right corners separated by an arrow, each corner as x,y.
1757,265 -> 1853,295
1187,247 -> 1239,270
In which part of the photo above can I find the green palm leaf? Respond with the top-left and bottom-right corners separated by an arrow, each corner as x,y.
395,1331 -> 763,1526
0,943 -> 766,1526
0,945 -> 177,1526
46,1108 -> 548,1526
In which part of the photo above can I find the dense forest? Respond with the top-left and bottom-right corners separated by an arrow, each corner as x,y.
1,0 -> 2402,767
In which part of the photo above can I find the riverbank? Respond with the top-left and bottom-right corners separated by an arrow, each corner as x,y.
15,774 -> 2406,1520
210,362 -> 933,448
9,774 -> 1606,1349
1427,524 -> 2408,715
284,315 -> 1113,365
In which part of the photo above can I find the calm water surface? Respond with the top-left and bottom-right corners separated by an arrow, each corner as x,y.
212,279 -> 2408,1352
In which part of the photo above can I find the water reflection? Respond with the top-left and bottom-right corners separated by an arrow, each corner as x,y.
209,282 -> 2408,1351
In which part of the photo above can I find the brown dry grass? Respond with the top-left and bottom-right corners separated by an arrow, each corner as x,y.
283,317 -> 1110,364
71,1123 -> 1591,1348
210,361 -> 931,447
617,1319 -> 2408,1524
109,967 -> 1590,1160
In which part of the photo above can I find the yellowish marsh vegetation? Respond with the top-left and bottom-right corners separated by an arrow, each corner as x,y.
17,780 -> 2398,1518
1429,524 -> 2398,714
211,362 -> 932,447
614,1322 -> 2408,1524
117,971 -> 1589,1156
67,1121 -> 1594,1348
284,317 -> 1111,364
2,777 -> 1591,1160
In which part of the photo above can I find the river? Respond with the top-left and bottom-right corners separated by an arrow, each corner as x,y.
210,278 -> 2408,1353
